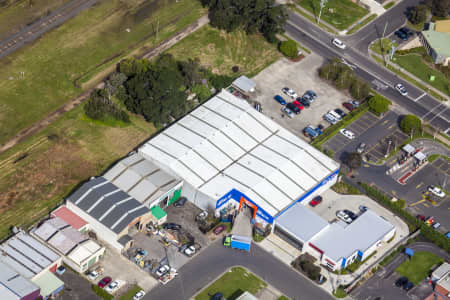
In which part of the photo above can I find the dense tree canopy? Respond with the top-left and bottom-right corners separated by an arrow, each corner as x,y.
408,5 -> 428,25
400,115 -> 422,135
84,89 -> 130,123
368,94 -> 390,116
425,0 -> 449,18
201,0 -> 287,42
345,152 -> 362,170
279,40 -> 298,58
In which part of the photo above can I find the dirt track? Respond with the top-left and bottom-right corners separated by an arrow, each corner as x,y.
0,15 -> 209,154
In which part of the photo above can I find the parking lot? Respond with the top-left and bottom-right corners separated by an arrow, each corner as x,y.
56,267 -> 100,300
322,111 -> 379,155
252,53 -> 350,140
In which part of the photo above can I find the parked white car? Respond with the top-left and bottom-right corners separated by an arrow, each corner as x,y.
336,211 -> 352,223
133,290 -> 146,300
282,87 -> 298,99
156,265 -> 170,277
395,83 -> 408,96
88,271 -> 99,281
340,128 -> 355,139
332,38 -> 346,49
184,245 -> 196,257
105,281 -> 119,294
324,113 -> 338,125
281,106 -> 294,118
428,186 -> 445,198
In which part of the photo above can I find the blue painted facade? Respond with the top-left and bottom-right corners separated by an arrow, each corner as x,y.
215,168 -> 339,224
341,258 -> 346,268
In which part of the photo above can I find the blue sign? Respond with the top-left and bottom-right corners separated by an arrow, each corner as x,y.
215,189 -> 274,223
276,168 -> 339,218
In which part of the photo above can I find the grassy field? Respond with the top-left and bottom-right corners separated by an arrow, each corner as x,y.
297,0 -> 368,30
396,251 -> 443,284
195,267 -> 267,300
167,25 -> 282,76
0,0 -> 71,40
0,102 -> 155,238
393,54 -> 450,97
370,38 -> 398,56
0,0 -> 205,146
288,4 -> 337,34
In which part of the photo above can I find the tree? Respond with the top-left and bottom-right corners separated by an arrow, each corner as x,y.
178,58 -> 203,87
203,0 -> 287,43
430,0 -> 449,17
345,152 -> 362,170
408,5 -> 428,25
279,40 -> 298,58
351,78 -> 370,100
400,115 -> 421,135
368,94 -> 390,115
335,68 -> 354,90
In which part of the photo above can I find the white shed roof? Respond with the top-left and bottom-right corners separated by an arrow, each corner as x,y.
68,240 -> 102,265
402,144 -> 415,154
232,76 -> 256,93
104,153 -> 180,204
139,90 -> 339,216
276,203 -> 329,243
310,210 -> 395,261
414,151 -> 427,161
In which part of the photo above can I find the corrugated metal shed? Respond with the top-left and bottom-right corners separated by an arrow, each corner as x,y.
66,177 -> 151,234
104,153 -> 180,205
0,261 -> 39,298
139,90 -> 339,217
232,75 -> 256,93
51,205 -> 87,230
67,240 -> 102,265
0,231 -> 60,279
31,270 -> 64,298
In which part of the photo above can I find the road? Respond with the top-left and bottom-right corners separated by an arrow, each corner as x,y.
285,8 -> 450,134
0,0 -> 97,60
145,240 -> 334,300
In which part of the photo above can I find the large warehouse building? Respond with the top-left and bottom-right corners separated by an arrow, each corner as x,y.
139,89 -> 340,224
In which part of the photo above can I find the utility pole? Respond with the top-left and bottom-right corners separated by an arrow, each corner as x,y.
317,0 -> 328,25
156,20 -> 160,40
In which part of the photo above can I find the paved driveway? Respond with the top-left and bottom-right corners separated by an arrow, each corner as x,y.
145,240 -> 334,300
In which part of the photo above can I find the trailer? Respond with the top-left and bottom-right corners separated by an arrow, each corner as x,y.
224,235 -> 252,252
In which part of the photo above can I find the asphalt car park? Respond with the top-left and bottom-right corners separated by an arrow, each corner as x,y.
56,267 -> 100,300
322,111 -> 379,155
251,53 -> 349,140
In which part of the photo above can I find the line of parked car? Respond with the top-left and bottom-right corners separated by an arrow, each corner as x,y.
336,206 -> 368,224
274,88 -> 318,119
323,100 -> 359,126
395,276 -> 414,292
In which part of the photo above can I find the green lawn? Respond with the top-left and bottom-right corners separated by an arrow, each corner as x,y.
195,267 -> 267,300
396,251 -> 443,284
118,285 -> 143,300
393,54 -> 450,97
297,0 -> 369,30
347,14 -> 377,35
0,0 -> 205,146
288,4 -> 337,34
167,25 -> 281,77
333,286 -> 347,298
383,1 -> 395,9
370,38 -> 398,56
0,0 -> 71,40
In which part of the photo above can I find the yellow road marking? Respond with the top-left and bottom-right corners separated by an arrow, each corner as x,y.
416,182 -> 424,189
364,164 -> 370,168
410,199 -> 425,206
388,124 -> 394,129
392,190 -> 397,195
423,203 -> 429,208
382,119 -> 389,125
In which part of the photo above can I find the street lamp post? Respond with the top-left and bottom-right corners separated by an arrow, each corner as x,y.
317,0 -> 328,25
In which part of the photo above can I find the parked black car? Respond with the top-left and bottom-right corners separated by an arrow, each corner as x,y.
395,30 -> 408,41
403,281 -> 414,291
173,197 -> 187,207
343,209 -> 357,220
287,102 -> 301,114
297,97 -> 310,107
399,27 -> 413,37
334,108 -> 346,118
395,277 -> 408,287
163,223 -> 182,230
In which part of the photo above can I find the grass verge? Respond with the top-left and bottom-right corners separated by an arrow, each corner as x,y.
281,33 -> 311,54
331,181 -> 360,195
92,284 -> 113,300
167,25 -> 281,77
0,0 -> 205,146
118,285 -> 143,300
383,2 -> 395,9
287,4 -> 337,34
195,267 -> 267,300
370,38 -> 398,56
333,286 -> 347,298
347,14 -> 377,35
296,0 -> 368,30
396,251 -> 443,284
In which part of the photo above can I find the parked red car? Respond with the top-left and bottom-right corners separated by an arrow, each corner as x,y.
214,225 -> 226,235
416,214 -> 426,221
293,100 -> 305,111
343,102 -> 355,111
309,196 -> 323,207
98,276 -> 112,288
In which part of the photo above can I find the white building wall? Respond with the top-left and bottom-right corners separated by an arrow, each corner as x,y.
382,227 -> 396,242
182,182 -> 216,211
65,202 -> 123,251
300,174 -> 338,206
361,242 -> 378,261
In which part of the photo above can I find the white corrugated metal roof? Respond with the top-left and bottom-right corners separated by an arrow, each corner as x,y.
232,76 -> 256,93
68,240 -> 102,265
139,90 -> 340,216
310,210 -> 395,261
104,153 -> 179,204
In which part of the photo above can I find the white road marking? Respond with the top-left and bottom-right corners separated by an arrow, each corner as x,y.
429,107 -> 448,123
414,92 -> 427,102
421,103 -> 444,120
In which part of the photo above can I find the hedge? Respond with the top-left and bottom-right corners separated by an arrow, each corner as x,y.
360,183 -> 450,253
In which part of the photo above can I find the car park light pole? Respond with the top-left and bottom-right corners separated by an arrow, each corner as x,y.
317,0 -> 327,25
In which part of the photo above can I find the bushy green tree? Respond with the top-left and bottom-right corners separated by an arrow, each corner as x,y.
351,78 -> 370,100
279,40 -> 298,58
84,89 -> 130,123
408,5 -> 428,25
368,94 -> 390,115
202,0 -> 287,43
400,114 -> 421,134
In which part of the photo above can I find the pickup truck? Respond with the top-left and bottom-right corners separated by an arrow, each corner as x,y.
134,249 -> 148,263
224,235 -> 251,252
